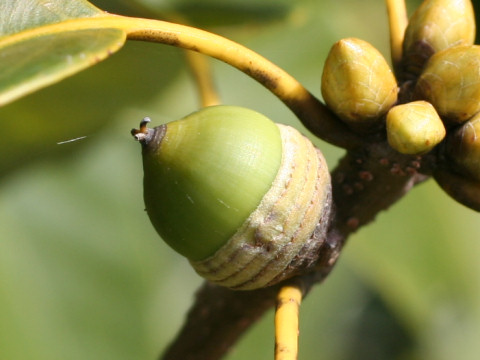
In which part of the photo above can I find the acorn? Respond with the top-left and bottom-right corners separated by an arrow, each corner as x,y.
402,0 -> 475,78
415,45 -> 480,124
131,105 -> 332,290
386,100 -> 446,155
321,37 -> 398,132
446,112 -> 480,181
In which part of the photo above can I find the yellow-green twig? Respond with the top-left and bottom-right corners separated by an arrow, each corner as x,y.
275,284 -> 303,360
386,0 -> 408,76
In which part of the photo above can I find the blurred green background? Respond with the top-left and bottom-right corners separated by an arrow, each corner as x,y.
1,0 -> 480,359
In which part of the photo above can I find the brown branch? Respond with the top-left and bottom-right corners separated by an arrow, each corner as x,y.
162,282 -> 278,360
161,139 -> 432,360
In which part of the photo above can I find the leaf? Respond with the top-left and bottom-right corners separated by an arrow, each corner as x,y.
0,40 -> 185,177
0,0 -> 102,36
0,0 -> 126,106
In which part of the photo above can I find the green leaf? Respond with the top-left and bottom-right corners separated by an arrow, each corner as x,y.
0,0 -> 103,36
0,0 -> 126,106
0,40 -> 185,177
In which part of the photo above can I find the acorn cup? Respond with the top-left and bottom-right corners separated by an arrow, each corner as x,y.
386,100 -> 446,155
321,37 -> 398,133
131,105 -> 332,290
415,45 -> 480,124
402,0 -> 475,78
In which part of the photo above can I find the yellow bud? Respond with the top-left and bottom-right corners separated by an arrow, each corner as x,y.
403,0 -> 475,77
386,101 -> 446,154
415,45 -> 480,124
321,38 -> 398,132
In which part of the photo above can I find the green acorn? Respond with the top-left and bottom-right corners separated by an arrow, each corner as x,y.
132,105 -> 332,290
386,100 -> 446,154
321,37 -> 398,132
402,0 -> 475,78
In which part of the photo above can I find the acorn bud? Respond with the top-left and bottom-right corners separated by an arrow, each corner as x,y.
446,112 -> 480,181
415,45 -> 480,124
402,0 -> 475,78
321,37 -> 398,132
132,105 -> 332,290
386,100 -> 446,154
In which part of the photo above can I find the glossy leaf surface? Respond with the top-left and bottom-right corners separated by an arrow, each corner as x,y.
0,0 -> 125,106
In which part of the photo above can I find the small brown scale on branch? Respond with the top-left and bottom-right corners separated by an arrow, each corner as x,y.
331,142 -> 431,237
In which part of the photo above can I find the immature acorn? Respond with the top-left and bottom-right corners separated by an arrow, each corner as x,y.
321,37 -> 398,132
402,0 -> 475,78
415,45 -> 480,124
386,101 -> 446,155
131,105 -> 332,290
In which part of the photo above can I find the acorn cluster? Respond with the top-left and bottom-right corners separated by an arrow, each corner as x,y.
321,0 -> 480,211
